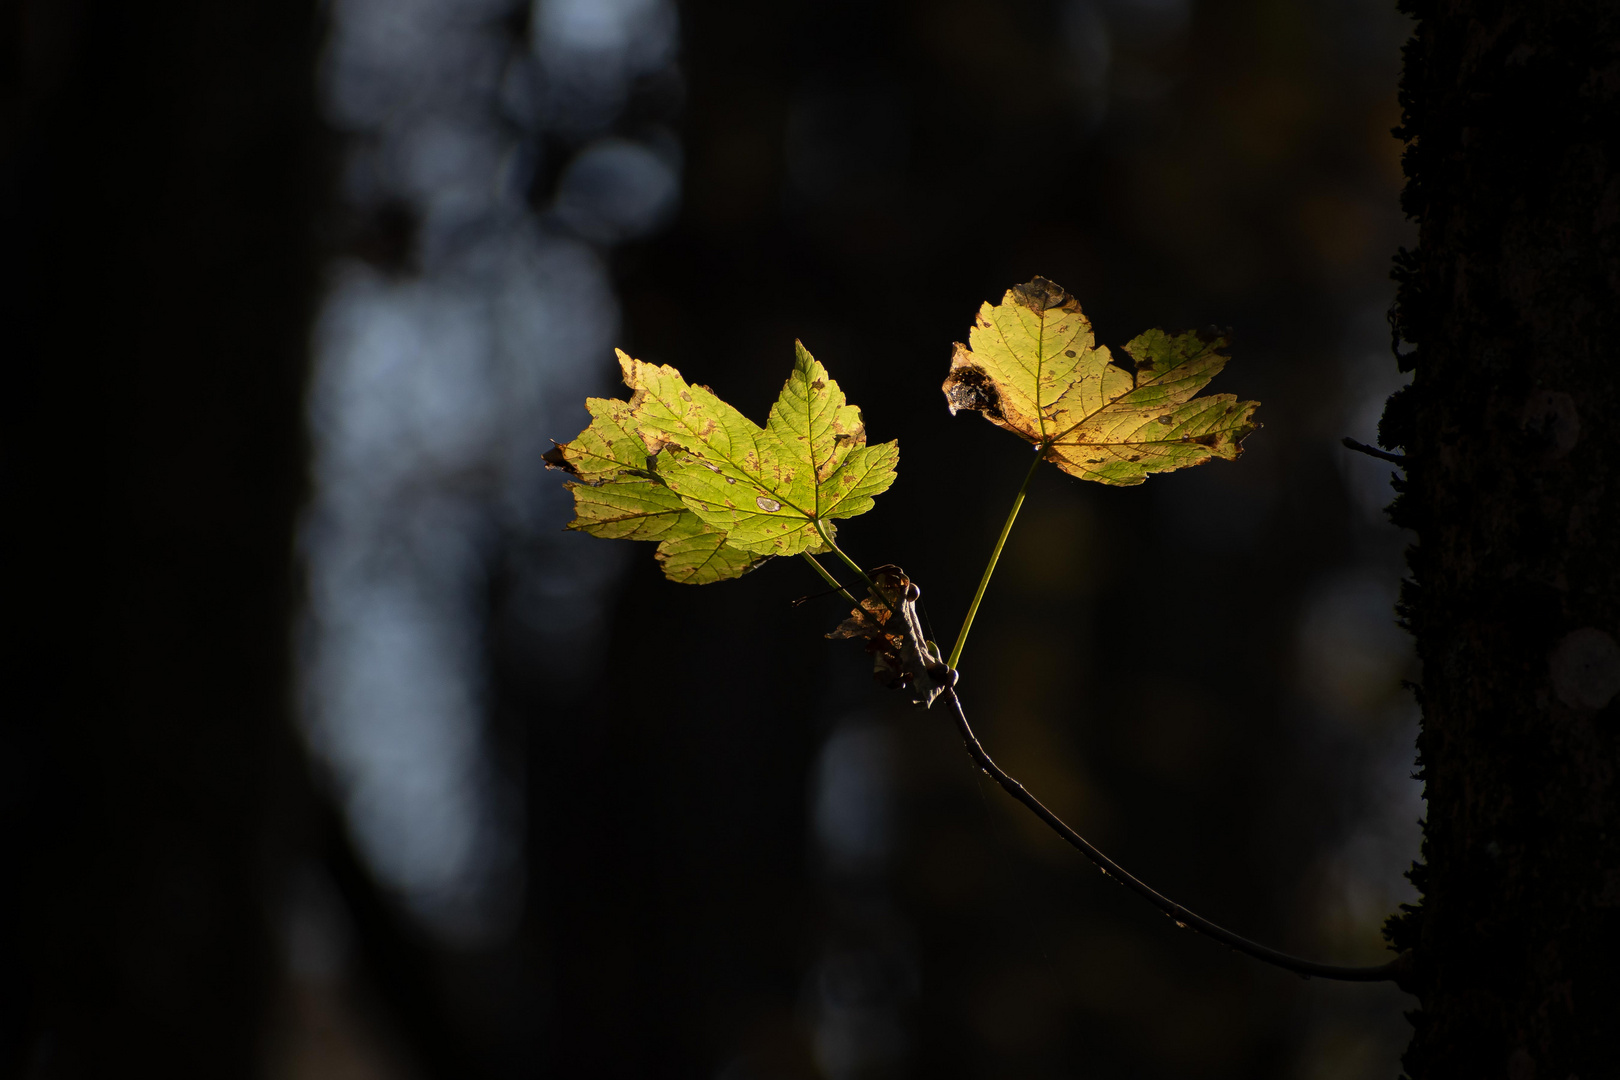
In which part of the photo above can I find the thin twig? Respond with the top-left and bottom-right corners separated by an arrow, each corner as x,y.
813,520 -> 900,623
1341,437 -> 1407,466
799,552 -> 859,606
942,687 -> 1412,985
791,584 -> 853,608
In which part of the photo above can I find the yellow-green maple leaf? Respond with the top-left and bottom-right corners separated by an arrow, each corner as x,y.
543,398 -> 765,584
652,529 -> 764,585
942,277 -> 1260,485
619,343 -> 898,557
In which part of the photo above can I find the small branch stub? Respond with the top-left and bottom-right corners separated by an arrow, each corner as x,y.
1341,436 -> 1406,466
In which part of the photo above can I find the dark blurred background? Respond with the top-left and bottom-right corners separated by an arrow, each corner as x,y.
5,0 -> 1420,1076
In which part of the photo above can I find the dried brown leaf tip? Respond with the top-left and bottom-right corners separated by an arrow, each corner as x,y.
540,443 -> 577,476
827,565 -> 954,708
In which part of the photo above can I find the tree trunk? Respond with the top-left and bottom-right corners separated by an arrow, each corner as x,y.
1384,0 -> 1620,1075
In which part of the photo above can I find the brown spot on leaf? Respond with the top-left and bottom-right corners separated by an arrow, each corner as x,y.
756,496 -> 782,512
1065,350 -> 1076,357
942,355 -> 1004,421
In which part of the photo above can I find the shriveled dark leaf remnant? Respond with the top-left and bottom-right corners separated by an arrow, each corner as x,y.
827,565 -> 953,708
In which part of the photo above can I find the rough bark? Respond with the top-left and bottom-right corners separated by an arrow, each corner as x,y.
1384,1 -> 1620,1075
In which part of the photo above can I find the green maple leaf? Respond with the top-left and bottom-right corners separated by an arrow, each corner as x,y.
652,529 -> 766,584
543,398 -> 765,584
942,277 -> 1260,485
618,343 -> 898,557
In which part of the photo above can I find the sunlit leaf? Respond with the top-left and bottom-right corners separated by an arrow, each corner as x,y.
654,528 -> 769,585
542,396 -> 652,485
544,398 -> 762,584
942,277 -> 1260,485
619,344 -> 898,556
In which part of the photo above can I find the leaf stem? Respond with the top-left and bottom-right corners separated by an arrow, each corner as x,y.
799,552 -> 858,606
813,519 -> 900,622
942,687 -> 1412,985
812,519 -> 871,587
948,449 -> 1044,672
